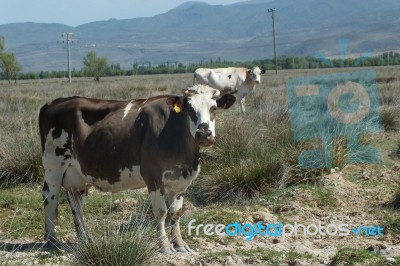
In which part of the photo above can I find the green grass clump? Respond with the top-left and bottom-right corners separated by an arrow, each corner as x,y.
70,212 -> 157,266
329,247 -> 386,266
380,105 -> 400,131
190,114 -> 284,203
382,214 -> 400,236
201,248 -> 315,265
190,107 -> 319,203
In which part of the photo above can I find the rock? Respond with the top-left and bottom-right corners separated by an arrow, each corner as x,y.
288,260 -> 302,266
367,245 -> 386,253
245,257 -> 255,264
251,210 -> 277,223
224,256 -> 235,265
386,257 -> 395,263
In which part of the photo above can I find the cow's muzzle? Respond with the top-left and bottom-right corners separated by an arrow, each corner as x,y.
195,123 -> 215,146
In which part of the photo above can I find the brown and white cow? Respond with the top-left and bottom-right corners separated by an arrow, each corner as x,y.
39,84 -> 235,253
194,67 -> 266,113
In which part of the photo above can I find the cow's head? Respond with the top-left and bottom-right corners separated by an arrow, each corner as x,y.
167,85 -> 235,146
247,66 -> 266,84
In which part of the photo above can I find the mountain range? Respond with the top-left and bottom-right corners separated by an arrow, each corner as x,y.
0,0 -> 399,72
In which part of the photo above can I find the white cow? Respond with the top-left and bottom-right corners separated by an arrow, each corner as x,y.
193,67 -> 266,113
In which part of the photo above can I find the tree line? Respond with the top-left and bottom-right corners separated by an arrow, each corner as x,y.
1,34 -> 400,82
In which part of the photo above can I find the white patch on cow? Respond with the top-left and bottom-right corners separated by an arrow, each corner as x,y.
250,66 -> 263,84
42,129 -> 70,172
149,189 -> 166,212
148,188 -> 169,249
92,166 -> 145,193
185,85 -> 219,138
122,101 -> 133,119
49,128 -> 69,148
162,165 -> 201,194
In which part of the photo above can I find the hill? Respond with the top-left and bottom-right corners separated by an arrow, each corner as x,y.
0,0 -> 399,72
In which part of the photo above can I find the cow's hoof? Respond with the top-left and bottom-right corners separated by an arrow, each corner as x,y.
158,246 -> 176,254
44,239 -> 62,250
174,244 -> 193,253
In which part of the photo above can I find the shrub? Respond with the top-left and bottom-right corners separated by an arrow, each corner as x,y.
70,211 -> 157,266
380,105 -> 400,131
329,247 -> 385,266
190,107 -> 318,203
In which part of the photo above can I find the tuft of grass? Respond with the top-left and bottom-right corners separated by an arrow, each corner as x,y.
309,186 -> 337,208
190,107 -> 320,204
382,214 -> 400,236
329,247 -> 385,266
69,211 -> 157,266
190,114 -> 283,203
380,105 -> 400,131
236,247 -> 316,265
0,116 -> 43,188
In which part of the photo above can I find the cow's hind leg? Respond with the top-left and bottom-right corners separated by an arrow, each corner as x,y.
149,188 -> 174,253
42,174 -> 63,246
167,192 -> 192,252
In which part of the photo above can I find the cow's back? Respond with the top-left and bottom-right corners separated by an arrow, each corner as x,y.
194,67 -> 246,91
39,96 -> 126,153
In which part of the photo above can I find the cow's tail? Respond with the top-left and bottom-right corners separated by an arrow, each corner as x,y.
38,103 -> 50,154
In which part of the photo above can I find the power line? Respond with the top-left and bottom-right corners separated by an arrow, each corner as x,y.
58,33 -> 77,83
268,8 -> 278,75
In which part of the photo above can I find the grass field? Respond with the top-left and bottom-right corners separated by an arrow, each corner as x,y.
0,67 -> 400,265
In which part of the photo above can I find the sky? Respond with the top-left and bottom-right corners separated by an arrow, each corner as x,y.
0,0 -> 242,27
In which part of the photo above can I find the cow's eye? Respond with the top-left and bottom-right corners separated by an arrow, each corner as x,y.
210,106 -> 217,112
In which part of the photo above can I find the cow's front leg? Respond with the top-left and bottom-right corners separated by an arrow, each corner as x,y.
167,192 -> 192,252
238,92 -> 247,114
67,187 -> 86,239
149,188 -> 174,253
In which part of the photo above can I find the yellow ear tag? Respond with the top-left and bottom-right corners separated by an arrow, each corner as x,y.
173,104 -> 181,113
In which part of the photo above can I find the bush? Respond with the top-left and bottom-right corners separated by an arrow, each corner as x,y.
70,211 -> 157,266
380,105 -> 400,131
190,107 -> 318,203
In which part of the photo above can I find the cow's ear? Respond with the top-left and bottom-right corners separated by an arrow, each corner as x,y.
212,89 -> 220,99
217,94 -> 236,109
166,96 -> 184,113
261,69 -> 266,74
182,87 -> 190,95
183,87 -> 198,96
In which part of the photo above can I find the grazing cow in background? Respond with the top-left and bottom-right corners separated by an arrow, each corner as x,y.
193,66 -> 266,113
39,85 -> 235,253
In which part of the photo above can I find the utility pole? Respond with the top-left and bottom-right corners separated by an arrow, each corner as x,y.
268,8 -> 277,75
387,52 -> 390,66
59,33 -> 76,83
